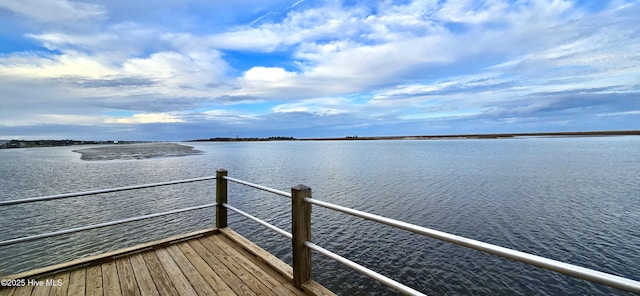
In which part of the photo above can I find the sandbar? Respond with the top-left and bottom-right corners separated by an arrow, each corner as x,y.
73,143 -> 202,161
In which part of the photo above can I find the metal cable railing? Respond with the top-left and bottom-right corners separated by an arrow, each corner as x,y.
223,203 -> 292,239
303,197 -> 640,294
304,241 -> 426,296
217,173 -> 640,295
0,176 -> 216,206
0,176 -> 217,248
223,176 -> 291,198
0,203 -> 216,247
217,175 -> 427,294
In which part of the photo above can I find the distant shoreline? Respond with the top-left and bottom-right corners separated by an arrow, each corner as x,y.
2,130 -> 639,148
185,130 -> 640,142
298,130 -> 640,141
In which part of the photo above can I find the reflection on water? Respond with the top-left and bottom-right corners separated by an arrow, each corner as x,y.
1,137 -> 639,295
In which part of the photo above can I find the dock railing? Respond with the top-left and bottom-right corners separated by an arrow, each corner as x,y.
0,176 -> 217,246
215,169 -> 640,295
2,168 -> 640,295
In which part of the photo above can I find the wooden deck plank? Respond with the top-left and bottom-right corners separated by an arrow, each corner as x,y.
101,260 -> 121,296
301,281 -> 336,296
67,267 -> 86,296
30,277 -> 51,296
0,287 -> 15,296
216,235 -> 307,296
188,239 -> 257,296
219,228 -> 294,279
3,231 -> 334,296
128,254 -> 158,296
4,229 -> 218,281
140,251 -> 178,296
153,248 -> 198,296
49,272 -> 71,296
114,257 -> 141,296
209,235 -> 298,296
85,265 -> 103,296
218,231 -> 335,296
210,235 -> 282,287
9,285 -> 32,296
165,244 -> 217,296
199,235 -> 277,296
175,242 -> 236,296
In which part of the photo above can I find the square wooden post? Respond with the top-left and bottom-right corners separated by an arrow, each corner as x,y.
292,184 -> 312,289
216,169 -> 228,228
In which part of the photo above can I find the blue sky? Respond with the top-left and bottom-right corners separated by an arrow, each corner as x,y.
0,0 -> 638,140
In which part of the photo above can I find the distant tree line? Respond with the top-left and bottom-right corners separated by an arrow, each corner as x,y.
0,140 -> 142,149
188,136 -> 296,142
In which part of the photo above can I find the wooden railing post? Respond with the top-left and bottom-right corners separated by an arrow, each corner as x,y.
216,169 -> 228,228
292,184 -> 312,289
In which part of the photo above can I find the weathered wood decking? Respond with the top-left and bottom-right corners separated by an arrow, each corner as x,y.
0,228 -> 334,296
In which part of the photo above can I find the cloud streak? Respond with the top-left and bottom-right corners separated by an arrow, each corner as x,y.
0,0 -> 105,23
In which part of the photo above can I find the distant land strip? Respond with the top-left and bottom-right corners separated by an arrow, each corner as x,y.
73,143 -> 202,161
0,139 -> 150,149
298,130 -> 640,141
2,131 -> 639,149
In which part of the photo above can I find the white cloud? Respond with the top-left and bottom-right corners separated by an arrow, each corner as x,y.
436,0 -> 510,24
27,24 -> 162,57
0,0 -> 106,23
291,35 -> 455,93
206,4 -> 368,52
0,52 -> 118,79
208,29 -> 285,52
373,81 -> 459,101
198,109 -> 258,125
597,110 -> 640,117
104,112 -> 184,124
242,66 -> 295,82
38,114 -> 101,125
0,48 -> 231,99
272,97 -> 353,115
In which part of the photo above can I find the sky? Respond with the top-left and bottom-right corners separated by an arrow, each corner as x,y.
0,0 -> 639,140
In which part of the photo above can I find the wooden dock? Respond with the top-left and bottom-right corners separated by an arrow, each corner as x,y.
0,228 -> 334,296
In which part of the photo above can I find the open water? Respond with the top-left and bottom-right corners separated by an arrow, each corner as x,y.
1,137 -> 639,295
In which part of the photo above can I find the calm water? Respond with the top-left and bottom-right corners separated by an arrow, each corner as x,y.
1,137 -> 639,295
